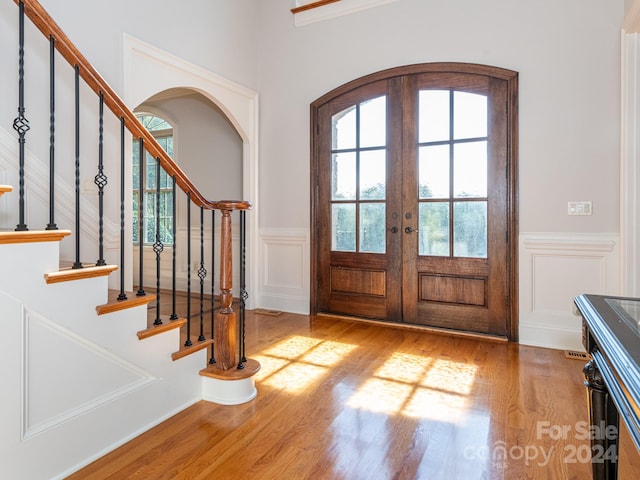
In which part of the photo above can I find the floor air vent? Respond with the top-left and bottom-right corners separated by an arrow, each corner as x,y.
564,350 -> 591,361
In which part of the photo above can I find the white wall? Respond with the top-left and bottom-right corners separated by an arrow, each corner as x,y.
36,0 -> 258,93
139,92 -> 243,201
254,0 -> 625,348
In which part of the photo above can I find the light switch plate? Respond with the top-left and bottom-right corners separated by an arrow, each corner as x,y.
568,201 -> 592,215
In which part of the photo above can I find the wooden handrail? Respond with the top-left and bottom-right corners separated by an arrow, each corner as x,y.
15,0 -> 250,212
291,0 -> 341,14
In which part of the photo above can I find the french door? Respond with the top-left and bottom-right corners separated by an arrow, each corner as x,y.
311,64 -> 518,339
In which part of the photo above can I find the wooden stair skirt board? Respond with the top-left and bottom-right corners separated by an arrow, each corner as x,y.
200,358 -> 261,405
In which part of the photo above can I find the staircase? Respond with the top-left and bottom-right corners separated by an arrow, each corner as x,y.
0,1 -> 258,478
0,210 -> 210,479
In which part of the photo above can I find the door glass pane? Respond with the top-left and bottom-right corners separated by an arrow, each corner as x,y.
418,202 -> 450,256
360,96 -> 386,148
419,145 -> 450,199
332,105 -> 356,150
419,90 -> 450,143
360,203 -> 386,253
332,152 -> 357,200
453,141 -> 487,198
332,203 -> 356,251
360,149 -> 386,200
453,201 -> 487,258
453,91 -> 487,140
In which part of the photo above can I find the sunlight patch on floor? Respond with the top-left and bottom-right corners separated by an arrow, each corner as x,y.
422,359 -> 478,395
262,363 -> 328,393
252,355 -> 290,380
254,333 -> 479,422
300,340 -> 358,366
255,335 -> 359,393
347,353 -> 478,422
262,335 -> 324,359
403,387 -> 469,421
346,378 -> 415,414
374,352 -> 433,384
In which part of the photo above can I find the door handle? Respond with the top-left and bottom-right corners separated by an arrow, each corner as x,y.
405,226 -> 418,234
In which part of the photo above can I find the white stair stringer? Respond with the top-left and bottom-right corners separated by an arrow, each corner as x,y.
0,239 -> 206,480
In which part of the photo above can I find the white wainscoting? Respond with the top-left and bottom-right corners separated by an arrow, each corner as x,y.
518,232 -> 620,351
254,229 -> 621,349
257,228 -> 310,314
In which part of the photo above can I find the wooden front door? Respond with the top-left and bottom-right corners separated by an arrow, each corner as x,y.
311,64 -> 518,339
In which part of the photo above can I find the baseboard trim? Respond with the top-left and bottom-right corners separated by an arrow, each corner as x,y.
317,313 -> 508,343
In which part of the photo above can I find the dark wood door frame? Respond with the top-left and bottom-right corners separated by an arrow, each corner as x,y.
310,62 -> 519,341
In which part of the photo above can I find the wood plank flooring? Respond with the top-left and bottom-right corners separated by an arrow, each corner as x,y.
66,311 -> 640,479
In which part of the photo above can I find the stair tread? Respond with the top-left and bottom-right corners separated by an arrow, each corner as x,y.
138,317 -> 187,340
0,229 -> 71,244
44,264 -> 118,284
97,290 -> 157,315
199,358 -> 261,380
172,338 -> 214,361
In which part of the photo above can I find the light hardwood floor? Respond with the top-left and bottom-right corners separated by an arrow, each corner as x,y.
67,311 -> 640,479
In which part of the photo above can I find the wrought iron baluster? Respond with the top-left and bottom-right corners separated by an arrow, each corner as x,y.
209,209 -> 216,365
170,176 -> 178,320
117,117 -> 127,300
198,207 -> 207,342
238,209 -> 247,368
46,35 -> 57,230
14,1 -> 29,232
72,65 -> 82,269
136,138 -> 145,296
185,192 -> 192,347
153,158 -> 163,325
95,92 -> 107,266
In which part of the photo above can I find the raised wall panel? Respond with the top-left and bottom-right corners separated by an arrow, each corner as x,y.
519,233 -> 619,351
22,308 -> 157,439
258,228 -> 309,314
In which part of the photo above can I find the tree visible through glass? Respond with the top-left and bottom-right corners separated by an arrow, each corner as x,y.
330,89 -> 488,259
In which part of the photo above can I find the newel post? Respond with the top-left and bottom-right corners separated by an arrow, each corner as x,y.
214,206 -> 237,370
201,200 -> 259,405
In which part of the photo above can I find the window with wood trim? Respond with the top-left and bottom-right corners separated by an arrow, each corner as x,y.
132,114 -> 174,245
